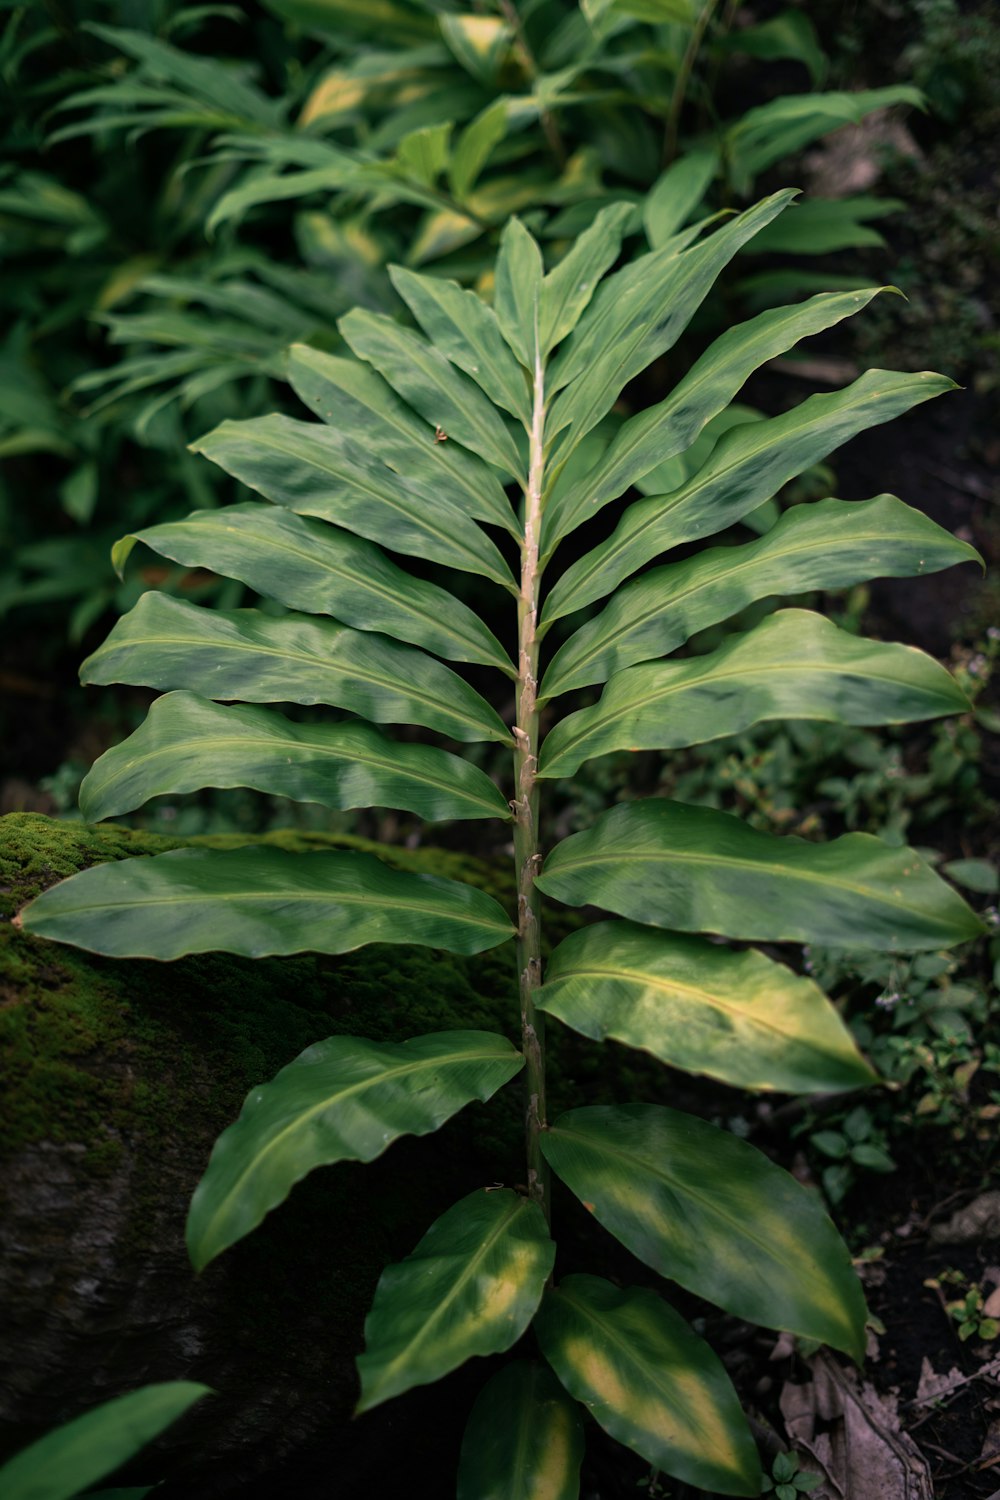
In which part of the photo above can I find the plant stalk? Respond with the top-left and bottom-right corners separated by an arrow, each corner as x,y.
514,338 -> 549,1222
662,0 -> 723,168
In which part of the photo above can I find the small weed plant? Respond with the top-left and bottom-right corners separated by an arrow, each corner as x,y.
22,200 -> 985,1494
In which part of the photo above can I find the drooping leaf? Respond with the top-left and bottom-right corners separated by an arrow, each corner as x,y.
539,201 -> 637,356
536,799 -> 984,951
339,308 -> 526,479
192,414 -> 516,587
457,1361 -> 584,1500
21,846 -> 515,961
535,1275 -> 760,1496
746,196 -> 902,256
539,609 -> 969,775
185,1031 -> 523,1270
79,693 -> 511,825
541,495 -> 981,694
541,1109 -> 867,1360
82,592 -> 511,745
0,1384 -> 211,1500
286,344 -> 517,535
114,503 -> 513,673
494,217 -> 544,369
389,264 -> 530,422
536,921 -> 875,1093
544,368 -> 955,615
356,1188 -> 554,1410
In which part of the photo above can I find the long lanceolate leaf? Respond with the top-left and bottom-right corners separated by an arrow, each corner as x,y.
82,593 -> 511,744
80,694 -> 512,825
541,496 -> 981,696
537,799 -> 984,951
543,368 -> 955,618
356,1188 -> 554,1411
184,1032 -> 524,1271
457,1362 -> 584,1500
21,847 -> 515,961
539,609 -> 969,776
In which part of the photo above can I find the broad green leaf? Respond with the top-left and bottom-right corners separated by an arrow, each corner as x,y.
79,694 -> 511,825
541,495 -> 981,693
539,201 -> 636,356
389,265 -> 530,423
535,1276 -> 760,1496
746,197 -> 902,256
186,1031 -> 523,1269
356,1188 -> 554,1410
541,287 -> 889,556
449,98 -> 510,199
113,503 -> 513,674
539,609 -> 968,775
339,308 -> 526,480
0,1384 -> 211,1500
541,1109 -> 867,1360
457,1361 -> 584,1500
536,798 -> 984,951
21,848 -> 514,963
942,858 -> 999,895
537,921 -> 875,1094
82,593 -> 511,745
545,369 -> 955,618
642,147 -> 718,248
286,344 -> 517,535
192,415 -> 516,588
544,191 -> 796,453
494,218 -> 544,369
396,121 -> 452,189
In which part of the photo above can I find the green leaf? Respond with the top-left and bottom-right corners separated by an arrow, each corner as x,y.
389,265 -> 530,423
440,15 -> 511,82
82,592 -> 511,745
185,1031 -> 523,1270
494,217 -> 544,369
356,1188 -> 554,1410
536,798 -> 984,951
0,1383 -> 211,1500
541,495 -> 981,692
21,846 -> 515,962
114,503 -> 513,673
79,693 -> 511,825
339,308 -> 526,480
286,344 -> 517,536
540,288 -> 891,562
746,197 -> 902,257
192,414 -> 516,588
811,1131 -> 849,1160
262,0 -> 436,43
449,98 -> 510,200
643,147 -> 718,248
535,1275 -> 760,1496
539,201 -> 636,356
539,609 -> 969,775
850,1143 -> 895,1173
942,858 -> 999,895
546,369 -> 955,616
722,13 -> 827,86
396,121 -> 452,189
536,921 -> 875,1094
541,1110 -> 867,1360
457,1361 -> 584,1500
544,191 -> 796,455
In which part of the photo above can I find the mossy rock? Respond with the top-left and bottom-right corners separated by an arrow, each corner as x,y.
1,813 -> 658,1498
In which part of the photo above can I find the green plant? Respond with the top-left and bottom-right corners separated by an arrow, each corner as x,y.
799,1103 -> 896,1206
760,1450 -> 822,1499
22,203 -> 985,1494
930,1268 -> 1000,1344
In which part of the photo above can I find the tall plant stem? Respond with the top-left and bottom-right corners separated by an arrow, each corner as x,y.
514,341 -> 549,1222
662,0 -> 723,168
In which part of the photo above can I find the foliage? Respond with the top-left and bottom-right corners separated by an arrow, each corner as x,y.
927,1268 -> 1000,1344
20,199 -> 985,1495
760,1450 -> 822,1499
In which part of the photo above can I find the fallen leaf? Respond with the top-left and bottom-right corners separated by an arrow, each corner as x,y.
930,1192 -> 1000,1243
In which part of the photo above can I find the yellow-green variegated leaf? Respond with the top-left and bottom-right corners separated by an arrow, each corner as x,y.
114,503 -> 514,674
539,609 -> 969,775
543,368 -> 955,618
356,1189 -> 553,1411
543,287 -> 888,550
286,344 -> 517,534
20,846 -> 515,961
457,1362 -> 584,1500
541,1110 -> 867,1360
79,694 -> 512,824
185,1031 -> 524,1270
339,308 -> 526,480
537,921 -> 875,1093
191,415 -> 515,588
536,799 -> 984,951
535,1276 -> 760,1497
82,593 -> 511,745
541,495 -> 981,696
